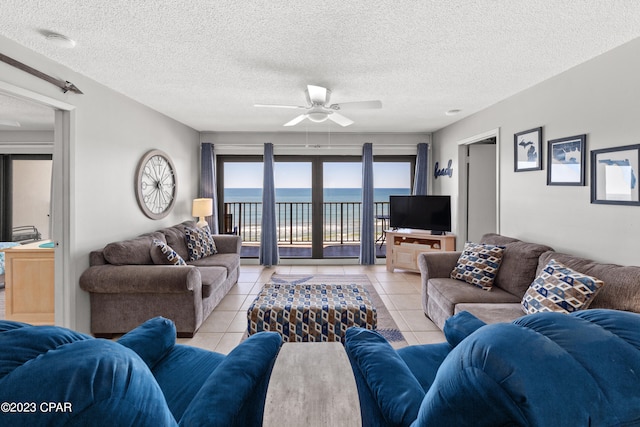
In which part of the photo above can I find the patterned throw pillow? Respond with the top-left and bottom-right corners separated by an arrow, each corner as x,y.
450,242 -> 506,290
184,225 -> 217,261
521,259 -> 604,314
151,239 -> 187,266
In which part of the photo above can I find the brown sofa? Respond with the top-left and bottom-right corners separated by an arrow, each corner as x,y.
418,233 -> 640,329
80,221 -> 241,337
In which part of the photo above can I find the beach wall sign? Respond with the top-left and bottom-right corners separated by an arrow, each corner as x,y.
434,159 -> 453,179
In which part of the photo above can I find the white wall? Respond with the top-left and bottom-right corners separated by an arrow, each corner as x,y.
0,35 -> 200,332
432,37 -> 640,266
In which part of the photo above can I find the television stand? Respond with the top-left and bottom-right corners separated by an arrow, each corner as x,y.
385,229 -> 456,273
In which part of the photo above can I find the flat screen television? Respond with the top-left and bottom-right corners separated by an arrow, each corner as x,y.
389,195 -> 451,234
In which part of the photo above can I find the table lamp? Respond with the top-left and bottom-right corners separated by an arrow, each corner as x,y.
192,198 -> 213,228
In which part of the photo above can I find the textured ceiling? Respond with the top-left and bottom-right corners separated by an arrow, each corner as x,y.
2,1 -> 640,133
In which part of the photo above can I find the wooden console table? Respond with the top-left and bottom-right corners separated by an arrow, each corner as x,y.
2,240 -> 54,324
386,229 -> 456,272
263,342 -> 361,427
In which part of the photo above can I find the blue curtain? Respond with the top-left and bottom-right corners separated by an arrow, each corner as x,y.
200,143 -> 219,233
360,143 -> 375,264
260,143 -> 279,266
413,142 -> 429,195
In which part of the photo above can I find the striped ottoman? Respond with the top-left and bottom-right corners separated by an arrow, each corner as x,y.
247,283 -> 377,342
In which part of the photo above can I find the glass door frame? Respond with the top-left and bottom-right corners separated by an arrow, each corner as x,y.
217,154 -> 416,259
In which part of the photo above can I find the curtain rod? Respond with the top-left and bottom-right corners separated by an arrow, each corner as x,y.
205,143 -> 428,148
0,53 -> 83,94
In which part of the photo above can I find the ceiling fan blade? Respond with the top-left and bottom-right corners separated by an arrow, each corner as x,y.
306,85 -> 329,104
328,112 -> 354,127
330,100 -> 382,110
283,114 -> 308,127
254,103 -> 306,109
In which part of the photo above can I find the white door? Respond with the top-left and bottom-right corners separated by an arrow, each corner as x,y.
467,143 -> 496,242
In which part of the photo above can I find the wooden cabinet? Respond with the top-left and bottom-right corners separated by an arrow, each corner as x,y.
385,230 -> 456,273
2,241 -> 54,324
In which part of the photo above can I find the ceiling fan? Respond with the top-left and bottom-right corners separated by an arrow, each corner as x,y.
254,85 -> 382,127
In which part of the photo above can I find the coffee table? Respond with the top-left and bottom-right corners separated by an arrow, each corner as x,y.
263,342 -> 361,427
247,282 -> 377,342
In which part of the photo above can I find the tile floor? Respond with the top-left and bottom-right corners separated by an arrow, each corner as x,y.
177,263 -> 445,354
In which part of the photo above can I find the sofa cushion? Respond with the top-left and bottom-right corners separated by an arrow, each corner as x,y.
538,251 -> 640,314
188,253 -> 241,277
162,222 -> 193,261
151,239 -> 187,266
429,278 -> 522,322
415,310 -> 640,426
185,225 -> 218,261
455,303 -> 525,325
152,345 -> 226,421
198,267 -> 228,299
0,323 -> 176,426
480,234 -> 554,297
103,232 -> 165,265
450,242 -> 505,290
117,317 -> 176,370
522,259 -> 605,314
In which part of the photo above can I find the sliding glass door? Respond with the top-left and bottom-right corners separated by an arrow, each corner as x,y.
218,155 -> 413,259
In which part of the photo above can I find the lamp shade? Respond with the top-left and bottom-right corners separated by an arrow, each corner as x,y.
192,198 -> 213,219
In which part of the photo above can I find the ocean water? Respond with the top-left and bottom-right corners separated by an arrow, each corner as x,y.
224,188 -> 411,241
224,187 -> 410,203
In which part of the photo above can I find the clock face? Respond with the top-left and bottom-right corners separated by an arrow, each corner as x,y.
135,150 -> 177,219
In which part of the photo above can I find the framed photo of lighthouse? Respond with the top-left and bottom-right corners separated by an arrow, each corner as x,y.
514,127 -> 542,172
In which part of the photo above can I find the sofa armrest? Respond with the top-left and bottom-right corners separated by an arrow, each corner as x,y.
179,332 -> 282,427
212,234 -> 242,254
345,328 -> 425,427
418,251 -> 461,280
79,265 -> 201,294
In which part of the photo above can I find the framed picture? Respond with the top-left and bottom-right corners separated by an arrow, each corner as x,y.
547,134 -> 586,186
591,144 -> 640,205
514,127 -> 542,172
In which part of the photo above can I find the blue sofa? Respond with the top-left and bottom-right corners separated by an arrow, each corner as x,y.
0,317 -> 282,426
345,309 -> 640,427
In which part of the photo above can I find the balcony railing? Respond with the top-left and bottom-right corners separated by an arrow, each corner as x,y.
224,201 -> 389,244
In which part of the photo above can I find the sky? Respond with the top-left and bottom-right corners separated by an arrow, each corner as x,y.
224,161 -> 411,188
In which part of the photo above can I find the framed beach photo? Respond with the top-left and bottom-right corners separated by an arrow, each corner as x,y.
514,127 -> 542,172
591,144 -> 640,205
547,134 -> 586,186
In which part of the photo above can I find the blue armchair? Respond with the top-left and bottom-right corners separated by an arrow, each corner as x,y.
0,317 -> 282,426
345,309 -> 640,427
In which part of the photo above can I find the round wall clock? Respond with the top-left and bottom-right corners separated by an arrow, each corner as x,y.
135,149 -> 177,219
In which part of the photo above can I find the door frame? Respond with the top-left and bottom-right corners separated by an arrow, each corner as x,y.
0,80 -> 75,328
456,128 -> 500,244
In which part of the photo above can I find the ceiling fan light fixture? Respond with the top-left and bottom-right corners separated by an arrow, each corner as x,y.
307,112 -> 329,123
